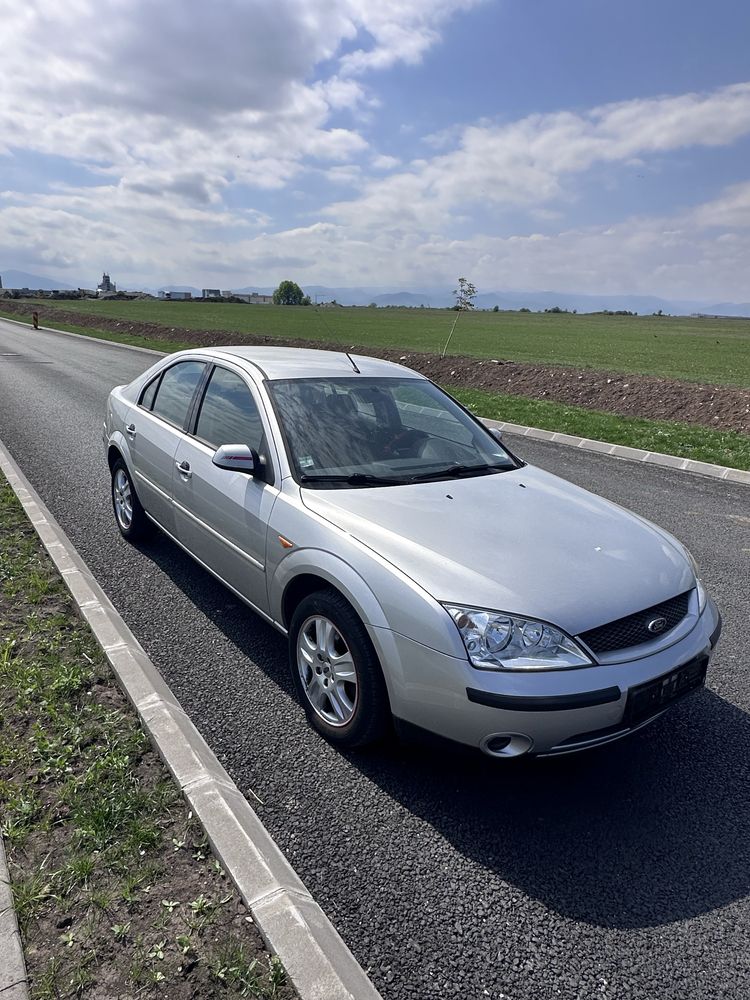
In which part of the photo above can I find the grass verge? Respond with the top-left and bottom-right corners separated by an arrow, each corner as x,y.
0,473 -> 294,999
450,386 -> 750,471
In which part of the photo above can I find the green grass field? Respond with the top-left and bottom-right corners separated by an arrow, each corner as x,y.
3,302 -> 749,470
17,298 -> 750,387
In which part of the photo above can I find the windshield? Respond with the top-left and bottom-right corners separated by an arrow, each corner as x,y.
267,376 -> 518,487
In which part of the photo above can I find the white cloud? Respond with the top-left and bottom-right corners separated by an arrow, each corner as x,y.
2,3 -> 750,302
327,83 -> 750,229
690,180 -> 750,228
372,154 -> 401,170
338,0 -> 481,74
0,0 -> 475,197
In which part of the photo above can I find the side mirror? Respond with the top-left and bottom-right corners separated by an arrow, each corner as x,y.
488,427 -> 503,443
212,444 -> 260,475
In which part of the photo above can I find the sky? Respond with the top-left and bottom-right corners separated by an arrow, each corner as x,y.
2,0 -> 750,300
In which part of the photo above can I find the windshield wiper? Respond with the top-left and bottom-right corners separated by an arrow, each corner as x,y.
299,473 -> 407,487
408,463 -> 511,483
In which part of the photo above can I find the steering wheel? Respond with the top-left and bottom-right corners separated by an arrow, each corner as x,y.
380,427 -> 429,457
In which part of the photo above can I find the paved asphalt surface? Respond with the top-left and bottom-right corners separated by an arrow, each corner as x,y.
1,319 -> 748,1000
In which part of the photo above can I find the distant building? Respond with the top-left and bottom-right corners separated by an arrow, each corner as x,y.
217,290 -> 272,304
201,288 -> 221,299
97,272 -> 116,295
158,290 -> 192,301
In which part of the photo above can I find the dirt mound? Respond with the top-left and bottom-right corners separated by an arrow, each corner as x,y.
5,300 -> 750,435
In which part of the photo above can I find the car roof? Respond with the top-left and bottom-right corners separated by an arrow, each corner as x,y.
187,346 -> 424,381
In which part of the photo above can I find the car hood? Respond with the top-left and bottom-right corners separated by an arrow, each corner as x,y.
300,464 -> 694,636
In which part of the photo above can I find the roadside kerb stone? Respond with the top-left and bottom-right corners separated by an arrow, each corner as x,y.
484,417 -> 750,485
0,839 -> 29,999
0,436 -> 383,1000
4,313 -> 748,486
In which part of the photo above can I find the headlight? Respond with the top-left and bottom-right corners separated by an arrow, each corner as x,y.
444,605 -> 593,671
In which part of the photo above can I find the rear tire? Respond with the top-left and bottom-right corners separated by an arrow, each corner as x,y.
289,589 -> 391,747
111,458 -> 151,542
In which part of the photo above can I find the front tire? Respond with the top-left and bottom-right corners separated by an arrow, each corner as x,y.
111,458 -> 151,542
289,589 -> 391,747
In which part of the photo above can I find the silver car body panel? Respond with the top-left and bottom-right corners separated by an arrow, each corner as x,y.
299,465 -> 694,640
104,347 -> 721,754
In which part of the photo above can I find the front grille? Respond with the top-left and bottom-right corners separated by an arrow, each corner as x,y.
579,590 -> 692,655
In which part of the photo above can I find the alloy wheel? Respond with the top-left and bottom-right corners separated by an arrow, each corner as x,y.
113,468 -> 133,530
296,615 -> 359,727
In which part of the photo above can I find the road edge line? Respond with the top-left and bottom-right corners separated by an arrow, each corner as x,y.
0,435 -> 383,1000
2,313 -> 748,485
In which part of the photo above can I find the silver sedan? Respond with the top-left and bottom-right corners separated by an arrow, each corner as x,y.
103,346 -> 721,758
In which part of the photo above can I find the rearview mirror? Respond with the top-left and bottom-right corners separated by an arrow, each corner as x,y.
212,444 -> 259,475
488,427 -> 503,443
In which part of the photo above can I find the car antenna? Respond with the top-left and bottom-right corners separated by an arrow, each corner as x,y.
312,302 -> 360,372
345,351 -> 361,373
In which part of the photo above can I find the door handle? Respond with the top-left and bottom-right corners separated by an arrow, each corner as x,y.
125,423 -> 136,438
175,460 -> 192,479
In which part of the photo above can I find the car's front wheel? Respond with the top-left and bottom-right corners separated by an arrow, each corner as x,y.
289,589 -> 390,747
111,458 -> 150,542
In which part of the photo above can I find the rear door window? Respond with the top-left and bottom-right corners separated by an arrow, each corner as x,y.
151,361 -> 206,429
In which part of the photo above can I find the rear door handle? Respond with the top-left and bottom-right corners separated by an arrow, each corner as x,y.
125,423 -> 136,438
175,460 -> 192,479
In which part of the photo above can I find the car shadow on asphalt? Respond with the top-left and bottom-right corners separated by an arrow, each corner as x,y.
345,689 -> 750,931
135,533 -> 749,933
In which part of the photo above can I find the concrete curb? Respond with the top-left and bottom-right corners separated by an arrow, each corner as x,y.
0,438 -> 382,1000
2,312 -> 748,486
484,417 -> 750,486
0,839 -> 29,999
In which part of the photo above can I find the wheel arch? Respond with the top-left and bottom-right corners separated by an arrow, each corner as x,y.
275,550 -> 390,634
106,430 -> 134,475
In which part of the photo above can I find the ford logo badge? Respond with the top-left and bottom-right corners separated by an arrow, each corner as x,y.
647,616 -> 668,634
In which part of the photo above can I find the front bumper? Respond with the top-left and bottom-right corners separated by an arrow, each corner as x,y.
370,597 -> 721,757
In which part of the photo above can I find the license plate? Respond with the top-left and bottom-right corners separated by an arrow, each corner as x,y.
625,655 -> 708,727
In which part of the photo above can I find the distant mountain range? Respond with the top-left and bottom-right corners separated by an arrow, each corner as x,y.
0,269 -> 75,290
3,269 -> 749,317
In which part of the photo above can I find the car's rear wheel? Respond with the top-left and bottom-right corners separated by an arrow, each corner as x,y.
289,589 -> 390,747
111,458 -> 150,541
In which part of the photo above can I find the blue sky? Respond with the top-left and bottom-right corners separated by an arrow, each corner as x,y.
2,0 -> 750,300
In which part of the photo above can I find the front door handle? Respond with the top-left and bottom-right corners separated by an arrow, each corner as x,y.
175,460 -> 192,479
125,423 -> 136,438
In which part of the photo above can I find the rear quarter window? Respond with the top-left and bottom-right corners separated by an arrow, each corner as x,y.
139,376 -> 159,410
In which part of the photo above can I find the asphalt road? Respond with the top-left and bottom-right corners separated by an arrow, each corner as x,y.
1,318 -> 748,1000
